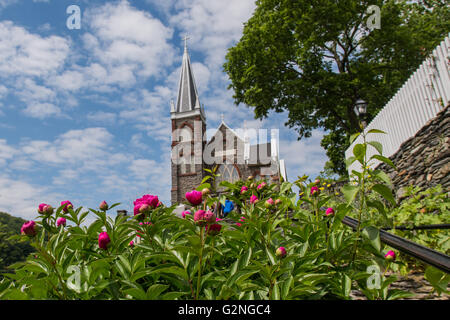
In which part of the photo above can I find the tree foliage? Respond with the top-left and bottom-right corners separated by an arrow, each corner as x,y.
0,212 -> 35,271
223,0 -> 449,175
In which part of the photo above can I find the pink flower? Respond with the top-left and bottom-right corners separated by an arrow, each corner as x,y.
57,217 -> 66,227
182,210 -> 191,218
38,203 -> 53,215
206,221 -> 222,236
98,232 -> 111,250
21,221 -> 36,237
314,179 -> 320,185
310,186 -> 319,196
134,195 -> 159,209
325,208 -> 335,217
257,182 -> 267,190
129,240 -> 134,247
275,199 -> 282,206
265,198 -> 274,208
185,190 -> 203,206
236,223 -> 242,227
194,209 -> 207,226
240,186 -> 249,194
276,246 -> 287,258
385,250 -> 396,261
99,201 -> 108,211
61,200 -> 73,213
250,195 -> 259,204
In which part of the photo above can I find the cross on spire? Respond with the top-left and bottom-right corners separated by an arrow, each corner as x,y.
183,34 -> 190,51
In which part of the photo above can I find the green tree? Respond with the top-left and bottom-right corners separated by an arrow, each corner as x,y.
223,0 -> 449,175
0,212 -> 35,271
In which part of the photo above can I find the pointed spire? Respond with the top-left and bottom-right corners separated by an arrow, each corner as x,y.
175,36 -> 202,114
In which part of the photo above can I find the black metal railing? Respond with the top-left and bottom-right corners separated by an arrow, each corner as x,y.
342,216 -> 450,273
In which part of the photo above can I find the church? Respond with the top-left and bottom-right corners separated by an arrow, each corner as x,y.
170,43 -> 287,205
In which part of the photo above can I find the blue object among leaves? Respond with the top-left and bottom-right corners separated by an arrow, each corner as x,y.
223,200 -> 234,217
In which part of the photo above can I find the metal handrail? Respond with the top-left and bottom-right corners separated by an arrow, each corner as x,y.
381,224 -> 450,231
342,216 -> 450,273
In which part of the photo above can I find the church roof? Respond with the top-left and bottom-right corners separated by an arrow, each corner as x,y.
173,43 -> 204,117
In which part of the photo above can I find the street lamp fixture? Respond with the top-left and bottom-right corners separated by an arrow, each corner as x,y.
354,99 -> 368,129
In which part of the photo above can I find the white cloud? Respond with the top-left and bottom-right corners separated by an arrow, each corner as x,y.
23,102 -> 61,119
0,139 -> 17,166
86,111 -> 117,125
0,21 -> 70,78
84,0 -> 175,79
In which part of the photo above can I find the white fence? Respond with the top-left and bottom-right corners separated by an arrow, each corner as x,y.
346,33 -> 450,174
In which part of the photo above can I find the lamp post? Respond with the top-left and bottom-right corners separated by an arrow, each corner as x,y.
354,99 -> 368,130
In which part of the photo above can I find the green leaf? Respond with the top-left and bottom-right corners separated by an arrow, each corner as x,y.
367,129 -> 386,135
362,226 -> 381,252
353,144 -> 366,163
281,275 -> 293,300
146,284 -> 169,300
349,132 -> 360,144
370,155 -> 396,170
341,185 -> 359,204
372,184 -> 396,205
367,141 -> 383,155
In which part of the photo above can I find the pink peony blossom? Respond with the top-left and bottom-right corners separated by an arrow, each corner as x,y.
99,201 -> 108,211
129,240 -> 134,247
385,250 -> 396,261
57,217 -> 66,227
134,195 -> 159,209
194,209 -> 207,226
250,195 -> 259,204
325,208 -> 335,217
61,200 -> 73,213
21,221 -> 36,237
98,232 -> 111,250
185,190 -> 203,206
276,246 -> 287,258
240,186 -> 249,194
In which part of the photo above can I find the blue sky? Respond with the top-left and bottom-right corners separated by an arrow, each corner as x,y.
0,0 -> 328,221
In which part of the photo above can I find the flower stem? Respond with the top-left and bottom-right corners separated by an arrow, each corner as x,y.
196,226 -> 205,300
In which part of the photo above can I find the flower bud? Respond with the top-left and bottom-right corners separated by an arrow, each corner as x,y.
98,232 -> 111,250
240,186 -> 249,194
248,175 -> 254,181
21,221 -> 37,237
310,186 -> 319,196
201,188 -> 210,197
44,205 -> 54,215
57,217 -> 66,227
257,182 -> 267,190
265,198 -> 274,208
129,240 -> 134,247
204,210 -> 216,224
275,198 -> 282,206
182,210 -> 191,219
385,250 -> 396,261
250,195 -> 259,204
276,246 -> 287,258
99,200 -> 108,211
325,208 -> 335,217
61,200 -> 73,213
314,179 -> 320,185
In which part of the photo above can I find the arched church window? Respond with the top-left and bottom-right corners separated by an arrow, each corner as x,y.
215,164 -> 240,192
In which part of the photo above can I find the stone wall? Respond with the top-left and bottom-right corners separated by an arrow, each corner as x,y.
376,105 -> 450,199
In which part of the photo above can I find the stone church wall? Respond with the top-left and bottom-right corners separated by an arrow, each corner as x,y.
376,105 -> 450,199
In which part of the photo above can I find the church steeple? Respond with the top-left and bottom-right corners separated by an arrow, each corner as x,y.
171,37 -> 204,120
